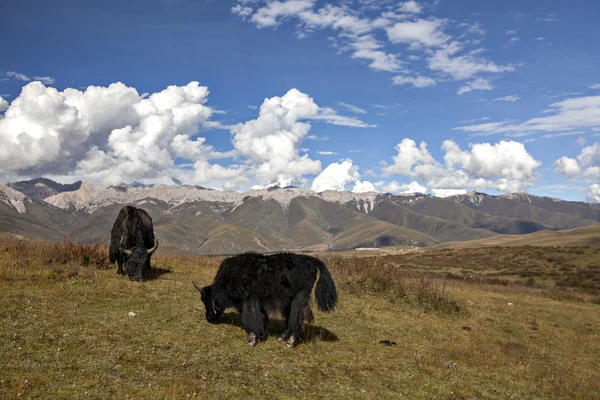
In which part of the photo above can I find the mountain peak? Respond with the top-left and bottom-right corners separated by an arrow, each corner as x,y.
0,184 -> 31,213
8,177 -> 82,201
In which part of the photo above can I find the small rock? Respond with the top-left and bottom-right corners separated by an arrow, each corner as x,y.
128,312 -> 137,318
379,340 -> 397,346
507,302 -> 514,306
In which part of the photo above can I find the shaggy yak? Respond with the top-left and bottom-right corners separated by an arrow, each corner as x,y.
109,205 -> 158,282
193,252 -> 338,348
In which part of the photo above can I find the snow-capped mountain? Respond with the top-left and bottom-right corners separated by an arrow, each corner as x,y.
1,178 -> 598,255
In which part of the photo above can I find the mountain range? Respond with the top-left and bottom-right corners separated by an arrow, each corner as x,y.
1,178 -> 598,255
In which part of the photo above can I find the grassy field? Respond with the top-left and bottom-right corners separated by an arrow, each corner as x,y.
1,239 -> 599,399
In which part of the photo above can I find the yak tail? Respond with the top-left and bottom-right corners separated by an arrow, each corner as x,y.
314,258 -> 338,312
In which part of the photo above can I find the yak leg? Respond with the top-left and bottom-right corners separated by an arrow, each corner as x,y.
278,303 -> 293,342
116,256 -> 126,276
241,298 -> 268,347
283,291 -> 310,348
280,301 -> 314,342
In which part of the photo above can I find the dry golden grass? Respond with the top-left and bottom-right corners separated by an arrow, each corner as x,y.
1,239 -> 599,399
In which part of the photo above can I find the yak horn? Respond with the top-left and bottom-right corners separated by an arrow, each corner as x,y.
192,281 -> 203,293
120,247 -> 133,255
147,239 -> 159,254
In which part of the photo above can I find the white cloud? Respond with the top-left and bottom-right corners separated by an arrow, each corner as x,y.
505,30 -> 517,35
250,0 -> 315,28
338,101 -> 367,114
554,157 -> 582,178
460,117 -> 490,124
311,159 -> 359,192
587,184 -> 600,203
350,35 -> 404,72
317,151 -> 337,155
6,71 -> 30,81
399,1 -> 422,14
311,107 -> 376,127
541,131 -> 585,139
392,74 -> 436,88
306,134 -> 330,140
375,180 -> 427,194
554,143 -> 600,180
386,19 -> 449,47
5,71 -> 55,85
457,78 -> 493,95
589,84 -> 600,90
431,188 -> 467,197
455,95 -> 600,136
430,42 -> 514,80
0,81 -> 237,187
577,137 -> 587,146
232,4 -> 253,19
352,180 -> 376,192
508,37 -> 520,43
534,37 -> 546,41
381,138 -> 541,192
233,1 -> 514,89
33,76 -> 56,85
231,88 -> 372,187
0,97 -> 8,113
0,82 -> 377,189
493,95 -> 520,102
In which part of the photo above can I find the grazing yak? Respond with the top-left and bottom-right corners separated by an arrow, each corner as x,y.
109,205 -> 158,282
193,252 -> 338,348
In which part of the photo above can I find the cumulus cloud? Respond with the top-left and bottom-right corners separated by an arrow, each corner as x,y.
0,81 -> 238,187
352,180 -> 376,192
587,184 -> 600,203
231,88 -> 372,187
0,97 -> 8,113
554,143 -> 600,180
0,82 -> 373,189
454,95 -> 600,136
311,159 -> 359,192
374,180 -> 427,194
431,188 -> 467,197
381,138 -> 541,193
554,157 -> 582,178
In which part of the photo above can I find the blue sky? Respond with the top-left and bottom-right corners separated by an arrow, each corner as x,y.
1,0 -> 599,201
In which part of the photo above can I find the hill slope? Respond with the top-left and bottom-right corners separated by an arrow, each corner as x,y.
428,225 -> 600,250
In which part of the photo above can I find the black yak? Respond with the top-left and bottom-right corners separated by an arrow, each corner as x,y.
193,252 -> 338,348
109,205 -> 158,282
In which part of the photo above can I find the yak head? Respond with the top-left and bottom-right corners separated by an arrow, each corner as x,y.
120,239 -> 158,282
192,282 -> 223,323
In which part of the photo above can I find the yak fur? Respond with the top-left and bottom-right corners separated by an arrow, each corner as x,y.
109,205 -> 158,282
193,252 -> 338,348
